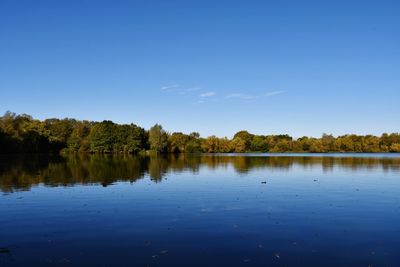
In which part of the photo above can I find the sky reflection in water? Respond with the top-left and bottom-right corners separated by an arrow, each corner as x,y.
0,154 -> 399,266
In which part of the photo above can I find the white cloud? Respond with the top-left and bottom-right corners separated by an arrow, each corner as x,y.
225,93 -> 257,100
265,90 -> 287,97
178,87 -> 202,95
200,91 -> 216,97
161,84 -> 179,90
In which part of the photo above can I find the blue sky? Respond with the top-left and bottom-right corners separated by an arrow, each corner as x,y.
0,0 -> 399,138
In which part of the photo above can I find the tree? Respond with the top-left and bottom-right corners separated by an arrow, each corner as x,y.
67,122 -> 90,152
89,121 -> 115,153
44,118 -> 75,143
362,135 -> 380,152
185,132 -> 201,153
321,133 -> 336,152
271,139 -> 292,152
233,131 -> 254,151
218,137 -> 231,152
149,124 -> 168,152
1,111 -> 399,155
390,143 -> 400,152
168,132 -> 190,153
185,140 -> 201,153
308,138 -> 323,153
250,136 -> 268,151
202,136 -> 220,153
125,124 -> 147,153
230,137 -> 246,152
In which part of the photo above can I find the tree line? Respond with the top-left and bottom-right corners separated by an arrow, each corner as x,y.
1,111 -> 400,154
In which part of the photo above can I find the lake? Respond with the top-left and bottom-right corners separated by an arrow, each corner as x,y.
1,154 -> 400,266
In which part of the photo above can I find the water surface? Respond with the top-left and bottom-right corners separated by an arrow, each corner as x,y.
1,154 -> 400,266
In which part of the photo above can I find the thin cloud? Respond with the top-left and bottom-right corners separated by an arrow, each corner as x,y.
161,84 -> 179,91
178,87 -> 201,95
225,93 -> 257,100
200,91 -> 216,97
196,98 -> 218,104
265,90 -> 287,97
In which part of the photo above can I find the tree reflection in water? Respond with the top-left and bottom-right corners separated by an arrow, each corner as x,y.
0,153 -> 399,193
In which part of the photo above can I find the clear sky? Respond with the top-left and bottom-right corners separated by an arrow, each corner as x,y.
0,0 -> 399,138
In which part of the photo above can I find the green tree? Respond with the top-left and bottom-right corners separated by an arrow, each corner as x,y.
218,137 -> 231,152
230,137 -> 246,152
67,122 -> 90,152
1,111 -> 399,155
89,121 -> 115,153
125,124 -> 147,153
233,131 -> 254,151
149,124 -> 168,152
362,135 -> 380,152
168,132 -> 190,153
202,136 -> 220,153
185,132 -> 201,153
321,133 -> 336,152
250,136 -> 268,151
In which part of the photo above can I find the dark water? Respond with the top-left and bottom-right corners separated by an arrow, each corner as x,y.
1,154 -> 400,267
